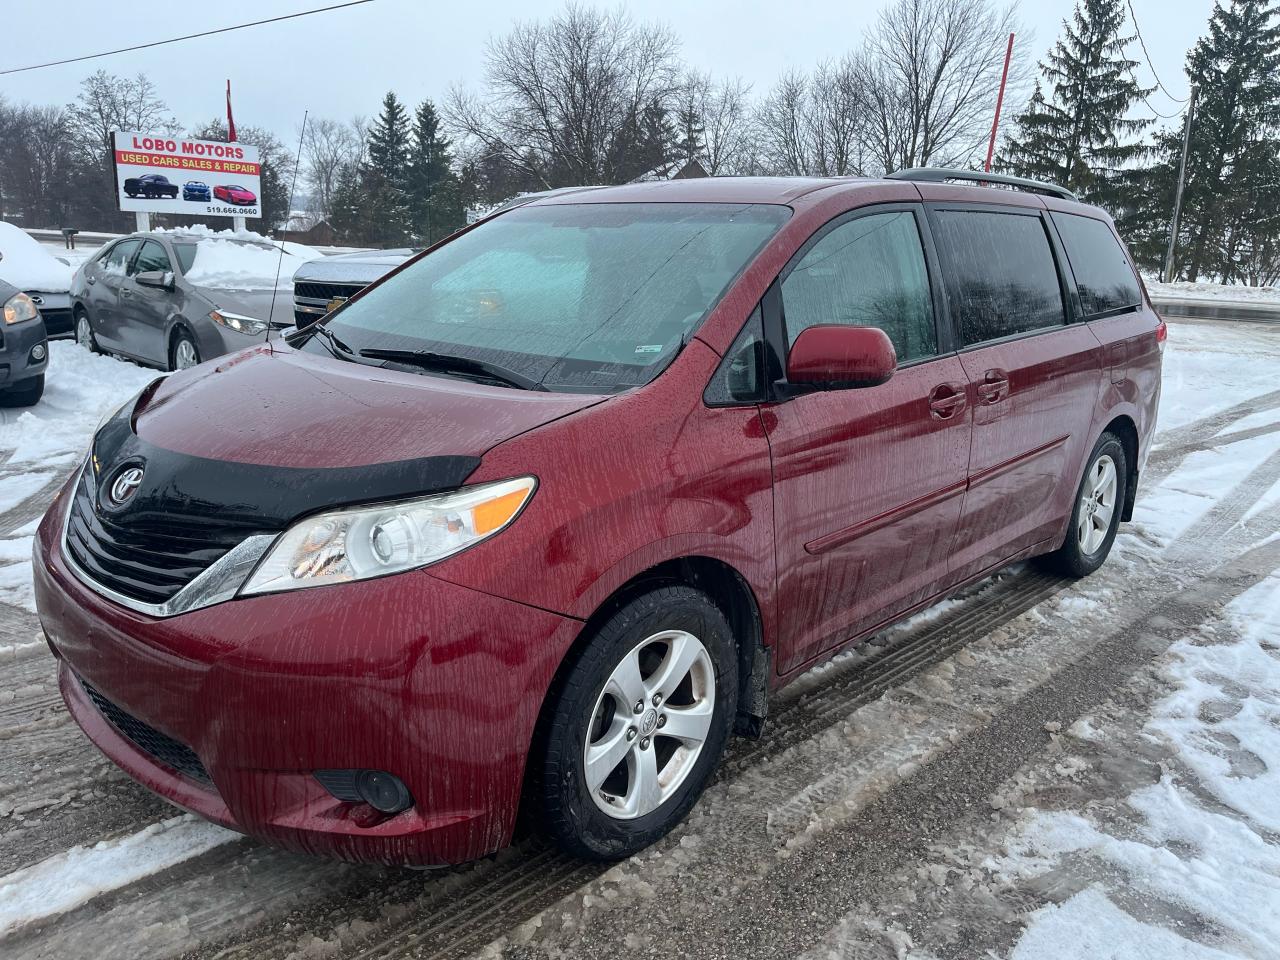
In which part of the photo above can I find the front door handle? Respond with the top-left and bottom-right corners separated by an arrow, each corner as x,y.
928,382 -> 967,420
976,369 -> 1010,404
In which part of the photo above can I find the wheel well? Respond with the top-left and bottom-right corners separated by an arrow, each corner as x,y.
1102,415 -> 1140,521
168,322 -> 194,356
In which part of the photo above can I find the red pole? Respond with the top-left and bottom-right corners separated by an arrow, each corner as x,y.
985,32 -> 1015,172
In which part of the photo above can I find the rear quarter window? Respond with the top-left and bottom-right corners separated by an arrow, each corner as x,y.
1051,212 -> 1142,318
933,209 -> 1066,346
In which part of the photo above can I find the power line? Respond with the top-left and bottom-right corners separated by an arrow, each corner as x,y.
0,0 -> 377,76
1126,0 -> 1190,104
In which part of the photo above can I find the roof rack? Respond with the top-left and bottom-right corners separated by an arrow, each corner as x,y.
885,167 -> 1078,202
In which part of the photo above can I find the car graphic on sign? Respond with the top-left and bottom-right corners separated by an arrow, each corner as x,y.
123,174 -> 179,199
213,184 -> 257,206
182,181 -> 211,202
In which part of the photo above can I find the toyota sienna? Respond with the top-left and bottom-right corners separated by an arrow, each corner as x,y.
34,170 -> 1164,864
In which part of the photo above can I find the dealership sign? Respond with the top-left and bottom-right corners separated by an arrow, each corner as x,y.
111,131 -> 262,219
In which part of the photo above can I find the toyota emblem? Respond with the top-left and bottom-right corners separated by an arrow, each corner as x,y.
109,466 -> 145,506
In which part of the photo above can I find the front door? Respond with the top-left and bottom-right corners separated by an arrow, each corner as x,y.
928,206 -> 1103,582
119,239 -> 176,366
85,238 -> 142,352
764,206 -> 974,675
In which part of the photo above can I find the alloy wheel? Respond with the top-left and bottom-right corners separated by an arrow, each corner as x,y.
1077,453 -> 1117,555
173,338 -> 198,370
76,316 -> 93,349
585,629 -> 715,820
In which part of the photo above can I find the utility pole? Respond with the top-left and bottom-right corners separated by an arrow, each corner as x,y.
1164,86 -> 1198,283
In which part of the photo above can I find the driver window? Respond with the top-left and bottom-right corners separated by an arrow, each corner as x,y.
132,240 -> 172,277
781,210 -> 937,363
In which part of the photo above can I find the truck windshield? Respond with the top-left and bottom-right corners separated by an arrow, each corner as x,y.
307,202 -> 789,393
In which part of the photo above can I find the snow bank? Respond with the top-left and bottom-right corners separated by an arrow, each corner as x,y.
1147,278 -> 1280,304
0,221 -> 74,293
0,814 -> 234,936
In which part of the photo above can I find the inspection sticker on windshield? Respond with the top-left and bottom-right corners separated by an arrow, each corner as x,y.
634,344 -> 663,355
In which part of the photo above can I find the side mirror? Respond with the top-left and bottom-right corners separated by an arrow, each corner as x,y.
785,324 -> 897,391
135,270 -> 175,291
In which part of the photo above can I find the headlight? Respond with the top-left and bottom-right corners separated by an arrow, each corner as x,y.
241,476 -> 537,596
210,309 -> 267,336
3,293 -> 39,325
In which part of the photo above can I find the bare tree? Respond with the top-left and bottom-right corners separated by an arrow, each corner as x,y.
678,71 -> 753,175
446,5 -> 683,187
861,0 -> 1024,173
756,55 -> 870,176
303,117 -> 361,219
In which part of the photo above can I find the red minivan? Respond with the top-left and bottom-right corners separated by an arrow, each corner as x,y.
34,170 -> 1163,864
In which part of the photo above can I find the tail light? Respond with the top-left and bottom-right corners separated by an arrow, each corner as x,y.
1155,318 -> 1167,349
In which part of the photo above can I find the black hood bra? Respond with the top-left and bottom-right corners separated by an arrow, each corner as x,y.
90,408 -> 481,529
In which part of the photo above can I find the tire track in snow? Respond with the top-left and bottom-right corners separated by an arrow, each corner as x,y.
5,376 -> 1280,957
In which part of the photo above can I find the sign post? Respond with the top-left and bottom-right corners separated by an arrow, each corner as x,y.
111,131 -> 263,224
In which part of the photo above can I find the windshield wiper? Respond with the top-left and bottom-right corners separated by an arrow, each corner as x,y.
295,323 -> 361,362
357,348 -> 547,392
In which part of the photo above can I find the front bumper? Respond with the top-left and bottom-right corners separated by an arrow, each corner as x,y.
34,486 -> 581,865
0,316 -> 49,387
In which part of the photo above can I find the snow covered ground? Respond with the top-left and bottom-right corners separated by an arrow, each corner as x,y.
0,318 -> 1276,958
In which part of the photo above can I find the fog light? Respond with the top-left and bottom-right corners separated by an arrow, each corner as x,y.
355,769 -> 413,814
314,767 -> 414,814
30,343 -> 46,362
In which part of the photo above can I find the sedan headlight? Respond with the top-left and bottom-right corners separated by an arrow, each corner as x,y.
241,476 -> 537,596
3,292 -> 39,325
210,309 -> 267,336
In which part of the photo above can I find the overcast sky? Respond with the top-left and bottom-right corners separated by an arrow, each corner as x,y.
5,0 -> 1211,142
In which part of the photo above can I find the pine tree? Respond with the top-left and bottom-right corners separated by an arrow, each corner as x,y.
406,99 -> 464,245
1000,0 -> 1151,206
1169,0 -> 1280,281
675,103 -> 706,166
351,92 -> 412,245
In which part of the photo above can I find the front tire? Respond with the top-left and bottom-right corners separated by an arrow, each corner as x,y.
75,312 -> 98,353
532,586 -> 738,860
169,329 -> 200,371
1037,432 -> 1128,578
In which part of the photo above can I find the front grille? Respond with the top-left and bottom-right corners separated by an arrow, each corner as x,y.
80,676 -> 211,785
295,281 -> 363,303
64,468 -> 270,605
40,308 -> 73,336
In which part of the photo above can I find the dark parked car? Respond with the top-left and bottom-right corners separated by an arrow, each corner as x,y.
213,184 -> 256,205
124,174 -> 179,199
291,248 -> 415,326
182,181 -> 211,202
0,278 -> 48,405
36,170 -> 1163,867
70,232 -> 297,371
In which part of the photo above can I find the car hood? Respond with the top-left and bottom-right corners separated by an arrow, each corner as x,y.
133,341 -> 609,469
293,249 -> 415,286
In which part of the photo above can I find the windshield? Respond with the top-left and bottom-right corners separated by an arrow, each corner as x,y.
304,202 -> 789,392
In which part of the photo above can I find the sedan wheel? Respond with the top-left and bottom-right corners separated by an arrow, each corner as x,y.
75,314 -> 97,353
171,334 -> 200,371
586,629 -> 716,820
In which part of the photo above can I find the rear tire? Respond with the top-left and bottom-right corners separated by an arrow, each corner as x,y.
531,586 -> 737,861
1037,432 -> 1128,578
1,375 -> 45,407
